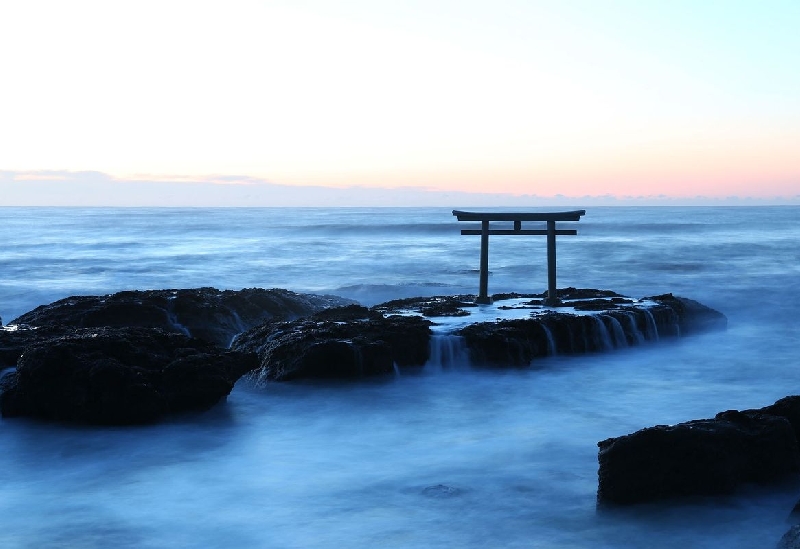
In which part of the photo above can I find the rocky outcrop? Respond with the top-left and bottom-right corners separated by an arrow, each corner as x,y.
450,290 -> 726,367
0,288 -> 353,368
1,324 -> 68,369
778,526 -> 800,549
232,306 -> 431,381
0,327 -> 257,425
597,397 -> 800,505
231,289 -> 727,380
646,293 -> 729,335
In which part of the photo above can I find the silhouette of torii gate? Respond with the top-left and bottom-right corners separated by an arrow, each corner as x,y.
453,209 -> 586,305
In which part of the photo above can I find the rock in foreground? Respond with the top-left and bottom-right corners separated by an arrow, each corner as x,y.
1,327 -> 257,425
597,398 -> 800,505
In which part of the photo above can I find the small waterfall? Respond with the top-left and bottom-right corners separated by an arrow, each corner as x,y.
541,324 -> 557,356
230,310 -> 247,333
426,335 -> 469,370
642,309 -> 660,341
166,311 -> 191,337
0,367 -> 16,385
605,315 -> 628,348
227,310 -> 248,348
622,312 -> 645,345
591,316 -> 614,351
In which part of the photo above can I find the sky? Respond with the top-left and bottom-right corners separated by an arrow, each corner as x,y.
1,0 -> 798,206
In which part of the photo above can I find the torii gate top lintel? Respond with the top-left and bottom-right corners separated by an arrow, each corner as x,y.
452,209 -> 586,306
452,209 -> 586,222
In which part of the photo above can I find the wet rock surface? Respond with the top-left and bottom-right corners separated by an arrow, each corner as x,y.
0,287 -> 728,423
373,295 -> 477,317
0,327 -> 257,425
597,396 -> 800,506
232,288 -> 727,379
0,324 -> 70,369
646,293 -> 729,335
451,289 -> 725,367
0,288 -> 353,368
233,305 -> 431,381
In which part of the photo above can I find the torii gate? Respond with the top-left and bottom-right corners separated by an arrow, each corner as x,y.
452,210 -> 586,305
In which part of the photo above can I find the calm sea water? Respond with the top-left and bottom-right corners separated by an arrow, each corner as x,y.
1,206 -> 799,548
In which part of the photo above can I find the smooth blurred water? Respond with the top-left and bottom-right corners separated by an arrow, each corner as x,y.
1,206 -> 799,548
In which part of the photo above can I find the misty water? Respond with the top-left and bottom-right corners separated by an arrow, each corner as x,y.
1,206 -> 799,548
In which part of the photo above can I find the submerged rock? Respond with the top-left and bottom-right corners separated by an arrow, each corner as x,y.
422,484 -> 462,498
233,305 -> 431,381
0,327 -> 256,425
597,397 -> 800,505
0,288 -> 353,368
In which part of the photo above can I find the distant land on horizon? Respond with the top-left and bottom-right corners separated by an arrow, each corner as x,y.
1,170 -> 798,208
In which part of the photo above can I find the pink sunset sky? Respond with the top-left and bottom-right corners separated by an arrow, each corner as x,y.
1,0 -> 798,206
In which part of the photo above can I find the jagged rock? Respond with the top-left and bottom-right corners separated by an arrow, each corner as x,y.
233,306 -> 431,381
556,287 -> 625,300
597,407 -> 800,505
1,324 -> 69,369
232,290 -> 726,377
372,289 -> 725,368
0,288 -> 353,368
750,396 -> 800,444
458,307 -> 660,367
458,317 -> 556,367
647,293 -> 728,335
373,295 -> 477,317
0,327 -> 257,425
778,525 -> 800,549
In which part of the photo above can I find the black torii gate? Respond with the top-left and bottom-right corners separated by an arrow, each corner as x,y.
453,209 -> 586,305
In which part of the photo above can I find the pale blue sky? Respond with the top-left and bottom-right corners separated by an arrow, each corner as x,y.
1,0 -> 798,205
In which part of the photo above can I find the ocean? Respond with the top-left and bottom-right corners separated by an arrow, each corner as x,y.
1,206 -> 799,548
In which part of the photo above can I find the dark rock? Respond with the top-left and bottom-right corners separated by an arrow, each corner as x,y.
752,396 -> 800,444
790,500 -> 800,522
233,314 -> 431,381
557,287 -> 625,300
572,298 -> 635,311
646,293 -> 727,335
778,525 -> 800,549
597,410 -> 800,505
457,291 -> 725,367
373,295 -> 478,317
458,310 -> 643,367
1,324 -> 70,369
0,327 -> 257,425
310,304 -> 377,322
1,288 -> 353,367
458,318 -> 555,367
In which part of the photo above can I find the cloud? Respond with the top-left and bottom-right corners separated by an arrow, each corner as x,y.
1,170 -> 798,207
